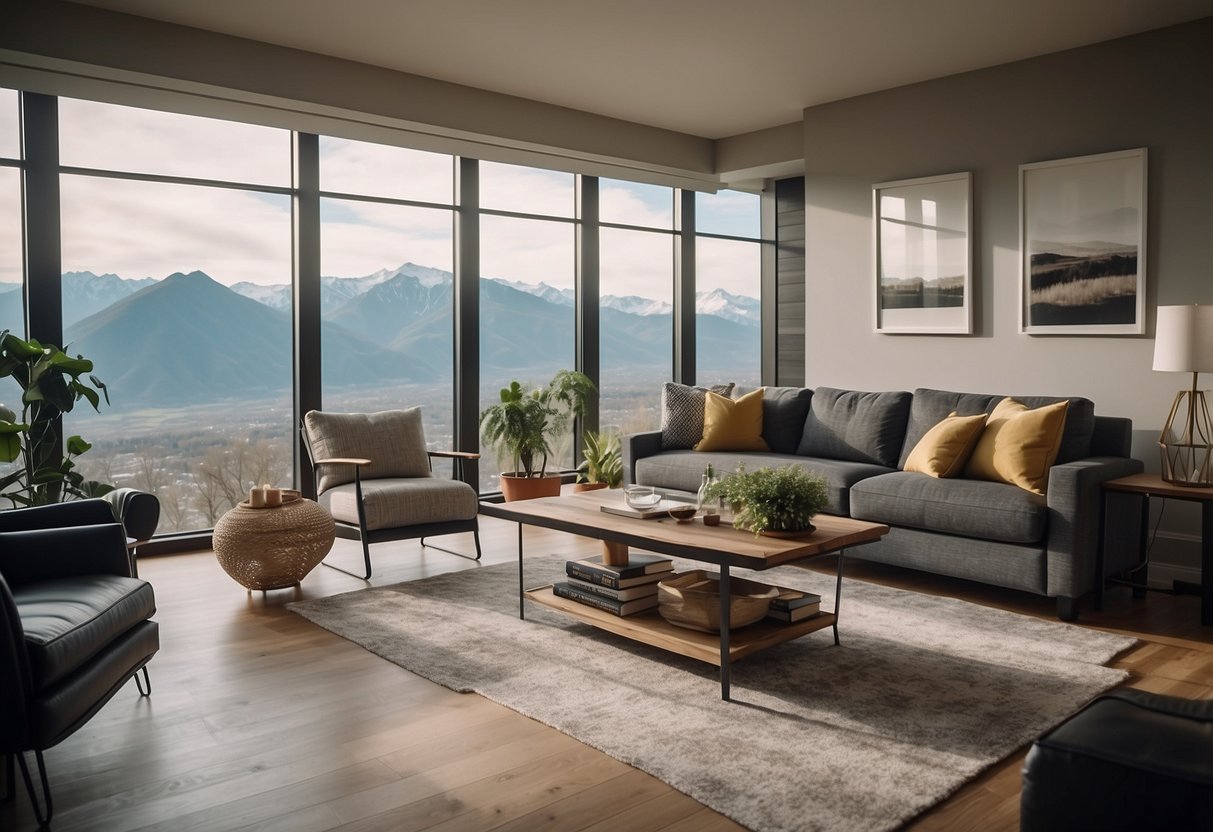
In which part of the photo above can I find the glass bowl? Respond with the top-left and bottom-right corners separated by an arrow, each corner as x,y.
624,485 -> 661,510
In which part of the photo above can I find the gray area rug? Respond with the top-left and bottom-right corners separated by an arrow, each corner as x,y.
289,557 -> 1135,832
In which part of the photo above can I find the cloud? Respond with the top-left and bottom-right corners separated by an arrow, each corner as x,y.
320,137 -> 453,204
61,175 -> 292,284
321,200 -> 453,277
35,97 -> 763,300
59,97 -> 289,186
0,168 -> 19,283
698,237 -> 762,296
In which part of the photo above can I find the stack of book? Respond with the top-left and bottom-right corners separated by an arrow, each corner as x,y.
553,553 -> 674,616
766,589 -> 822,623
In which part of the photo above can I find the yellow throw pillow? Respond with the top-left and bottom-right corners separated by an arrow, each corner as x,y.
695,389 -> 769,452
964,398 -> 1069,494
904,411 -> 988,478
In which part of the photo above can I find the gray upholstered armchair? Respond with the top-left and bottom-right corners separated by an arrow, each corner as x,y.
301,408 -> 481,579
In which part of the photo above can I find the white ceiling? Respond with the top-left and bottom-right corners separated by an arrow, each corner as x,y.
74,0 -> 1212,139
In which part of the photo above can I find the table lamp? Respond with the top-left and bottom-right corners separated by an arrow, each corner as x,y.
1153,304 -> 1213,486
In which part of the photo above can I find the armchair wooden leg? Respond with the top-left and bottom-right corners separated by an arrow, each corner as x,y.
16,749 -> 52,828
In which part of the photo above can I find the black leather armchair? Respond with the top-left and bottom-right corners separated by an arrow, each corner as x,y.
0,500 -> 160,827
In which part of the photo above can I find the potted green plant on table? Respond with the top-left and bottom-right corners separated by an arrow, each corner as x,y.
707,464 -> 828,536
0,331 -> 111,507
479,369 -> 595,501
574,430 -> 622,492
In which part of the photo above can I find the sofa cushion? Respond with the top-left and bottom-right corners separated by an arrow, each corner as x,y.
899,388 -> 1095,468
797,388 -> 912,468
634,450 -> 893,516
306,408 -> 432,492
319,477 -> 478,531
904,411 -> 987,478
735,385 -> 814,454
695,389 -> 769,452
965,398 -> 1069,495
660,382 -> 735,450
850,471 -> 1047,544
14,574 -> 157,692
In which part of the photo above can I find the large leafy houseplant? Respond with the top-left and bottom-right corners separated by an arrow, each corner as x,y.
707,464 -> 829,536
479,370 -> 594,495
0,331 -> 111,507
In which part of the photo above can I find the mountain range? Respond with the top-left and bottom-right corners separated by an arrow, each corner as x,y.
0,264 -> 759,405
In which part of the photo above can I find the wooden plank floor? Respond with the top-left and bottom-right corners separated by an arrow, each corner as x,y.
3,514 -> 1211,832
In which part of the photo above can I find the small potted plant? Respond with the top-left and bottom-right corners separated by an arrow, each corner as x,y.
479,369 -> 595,501
574,430 -> 622,492
706,464 -> 829,536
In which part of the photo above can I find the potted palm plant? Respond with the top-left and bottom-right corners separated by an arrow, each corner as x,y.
574,430 -> 622,492
479,369 -> 595,501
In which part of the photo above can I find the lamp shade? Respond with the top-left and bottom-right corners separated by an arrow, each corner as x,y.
1153,305 -> 1213,373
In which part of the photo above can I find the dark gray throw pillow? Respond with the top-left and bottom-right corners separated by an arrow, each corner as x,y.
797,387 -> 912,468
759,386 -> 814,454
660,381 -> 735,450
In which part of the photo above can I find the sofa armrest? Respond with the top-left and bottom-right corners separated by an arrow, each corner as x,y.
622,431 -> 663,486
102,488 -> 161,542
0,499 -> 116,533
0,523 -> 132,587
1045,456 -> 1145,599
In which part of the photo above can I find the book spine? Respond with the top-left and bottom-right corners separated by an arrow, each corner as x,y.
554,582 -> 625,615
565,562 -> 622,588
770,595 -> 822,611
565,577 -> 655,601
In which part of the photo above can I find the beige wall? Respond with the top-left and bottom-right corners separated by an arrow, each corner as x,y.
801,19 -> 1213,577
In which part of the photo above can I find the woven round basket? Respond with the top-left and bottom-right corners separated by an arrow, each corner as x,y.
213,498 -> 336,590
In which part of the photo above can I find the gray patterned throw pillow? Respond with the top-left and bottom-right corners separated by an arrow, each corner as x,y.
660,381 -> 736,449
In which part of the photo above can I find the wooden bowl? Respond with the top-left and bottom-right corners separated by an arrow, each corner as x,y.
657,569 -> 780,632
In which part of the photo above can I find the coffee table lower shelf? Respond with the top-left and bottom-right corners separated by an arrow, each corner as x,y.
525,585 -> 837,666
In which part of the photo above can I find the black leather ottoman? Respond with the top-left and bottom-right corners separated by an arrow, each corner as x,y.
1021,689 -> 1213,831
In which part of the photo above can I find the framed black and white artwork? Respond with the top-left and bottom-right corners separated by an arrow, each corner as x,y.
1019,148 -> 1147,335
873,171 -> 972,334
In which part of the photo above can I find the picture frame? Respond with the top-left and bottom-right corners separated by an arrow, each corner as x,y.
873,172 -> 972,334
1019,148 -> 1147,335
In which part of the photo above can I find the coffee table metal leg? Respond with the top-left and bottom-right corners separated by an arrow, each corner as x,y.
833,551 -> 845,646
517,522 -> 525,621
719,565 -> 731,701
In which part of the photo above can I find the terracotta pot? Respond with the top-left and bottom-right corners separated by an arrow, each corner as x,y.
500,473 -> 563,501
572,482 -> 609,493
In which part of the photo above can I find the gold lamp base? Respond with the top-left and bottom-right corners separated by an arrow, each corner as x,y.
1159,387 -> 1213,487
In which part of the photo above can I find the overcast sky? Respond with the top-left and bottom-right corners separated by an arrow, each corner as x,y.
1,93 -> 760,298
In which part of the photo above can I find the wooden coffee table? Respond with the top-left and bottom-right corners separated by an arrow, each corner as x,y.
479,490 -> 888,700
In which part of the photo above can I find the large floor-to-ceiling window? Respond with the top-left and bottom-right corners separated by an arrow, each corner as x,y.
0,88 -> 21,337
598,179 -> 675,435
2,88 -> 774,535
318,137 -> 456,457
696,189 -> 763,388
57,98 -> 294,532
478,161 -> 577,492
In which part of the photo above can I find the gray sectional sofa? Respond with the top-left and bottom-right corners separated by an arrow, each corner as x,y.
622,385 -> 1144,620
